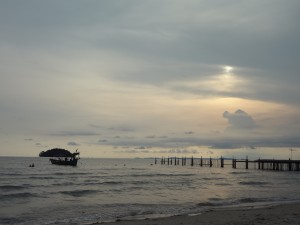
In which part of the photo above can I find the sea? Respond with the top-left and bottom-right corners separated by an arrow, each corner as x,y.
0,157 -> 299,225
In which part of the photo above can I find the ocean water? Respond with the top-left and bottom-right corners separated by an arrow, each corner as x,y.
0,157 -> 299,225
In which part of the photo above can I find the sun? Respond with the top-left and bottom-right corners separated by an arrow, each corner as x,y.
224,66 -> 233,73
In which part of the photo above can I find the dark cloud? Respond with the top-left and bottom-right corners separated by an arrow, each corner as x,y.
209,142 -> 239,149
157,148 -> 199,155
158,136 -> 168,139
108,125 -> 136,132
117,147 -> 199,155
98,139 -> 108,143
145,135 -> 156,139
51,131 -> 99,137
67,141 -> 80,146
185,131 -> 194,135
134,146 -> 152,149
24,138 -> 33,141
89,124 -> 103,129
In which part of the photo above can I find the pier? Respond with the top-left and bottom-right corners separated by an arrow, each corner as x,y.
155,157 -> 300,171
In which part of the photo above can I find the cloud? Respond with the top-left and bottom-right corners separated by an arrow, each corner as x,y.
158,136 -> 168,139
134,146 -> 152,149
98,139 -> 108,143
67,141 -> 80,146
223,109 -> 256,131
51,131 -> 99,137
89,124 -> 137,133
101,136 -> 202,148
118,149 -> 151,154
24,138 -> 33,141
108,125 -> 137,132
157,148 -> 199,154
117,147 -> 199,155
209,142 -> 239,149
145,135 -> 156,139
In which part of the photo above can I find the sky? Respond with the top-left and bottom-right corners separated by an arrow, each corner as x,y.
1,0 -> 300,159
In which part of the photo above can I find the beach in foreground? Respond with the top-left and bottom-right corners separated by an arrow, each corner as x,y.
99,203 -> 300,225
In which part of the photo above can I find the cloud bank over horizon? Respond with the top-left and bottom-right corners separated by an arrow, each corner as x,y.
0,1 -> 300,158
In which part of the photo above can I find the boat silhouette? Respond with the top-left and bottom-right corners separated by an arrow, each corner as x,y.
39,148 -> 80,166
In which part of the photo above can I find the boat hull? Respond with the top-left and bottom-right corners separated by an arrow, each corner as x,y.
49,158 -> 78,166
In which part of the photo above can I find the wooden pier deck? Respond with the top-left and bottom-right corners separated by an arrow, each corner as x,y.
155,157 -> 300,171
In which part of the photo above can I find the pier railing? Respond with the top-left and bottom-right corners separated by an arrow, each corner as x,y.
155,157 -> 300,171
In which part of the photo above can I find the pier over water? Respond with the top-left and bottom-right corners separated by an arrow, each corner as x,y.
155,157 -> 300,171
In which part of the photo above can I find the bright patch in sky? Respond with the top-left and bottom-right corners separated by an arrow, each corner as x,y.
224,66 -> 233,73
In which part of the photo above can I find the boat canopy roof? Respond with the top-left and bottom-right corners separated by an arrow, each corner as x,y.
39,148 -> 79,157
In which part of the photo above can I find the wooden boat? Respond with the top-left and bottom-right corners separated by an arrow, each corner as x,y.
49,157 -> 78,166
39,148 -> 80,166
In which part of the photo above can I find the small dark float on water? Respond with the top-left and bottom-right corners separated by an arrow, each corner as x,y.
39,148 -> 80,166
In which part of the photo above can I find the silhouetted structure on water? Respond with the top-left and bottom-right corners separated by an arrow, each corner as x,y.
39,148 -> 80,166
155,156 -> 300,171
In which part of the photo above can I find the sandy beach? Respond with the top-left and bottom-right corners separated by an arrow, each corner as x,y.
98,203 -> 300,225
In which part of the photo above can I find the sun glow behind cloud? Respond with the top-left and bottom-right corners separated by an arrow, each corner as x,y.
223,65 -> 233,73
169,64 -> 245,95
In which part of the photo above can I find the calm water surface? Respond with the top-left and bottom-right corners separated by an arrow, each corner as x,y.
0,157 -> 299,225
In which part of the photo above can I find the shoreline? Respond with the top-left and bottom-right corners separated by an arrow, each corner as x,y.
94,202 -> 300,225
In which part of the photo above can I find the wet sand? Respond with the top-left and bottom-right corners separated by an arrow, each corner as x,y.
96,203 -> 300,225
